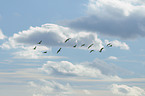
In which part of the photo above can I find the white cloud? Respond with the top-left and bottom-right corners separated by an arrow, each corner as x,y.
0,24 -> 105,59
108,56 -> 118,60
39,60 -> 122,81
13,46 -> 58,59
111,84 -> 145,96
2,24 -> 103,50
0,29 -> 6,39
29,79 -> 73,96
66,0 -> 145,39
83,90 -> 91,95
105,40 -> 130,50
0,23 -> 129,59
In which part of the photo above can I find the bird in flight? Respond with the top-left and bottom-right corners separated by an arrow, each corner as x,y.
38,40 -> 42,44
73,44 -> 77,48
107,43 -> 112,47
99,47 -> 104,52
88,44 -> 94,49
33,46 -> 37,50
90,50 -> 94,53
43,51 -> 47,53
81,44 -> 85,47
57,48 -> 62,54
65,38 -> 71,43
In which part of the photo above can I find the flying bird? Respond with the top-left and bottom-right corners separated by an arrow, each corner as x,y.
88,44 -> 94,49
99,47 -> 104,52
65,38 -> 71,43
38,40 -> 42,44
90,50 -> 94,53
81,44 -> 85,47
57,48 -> 62,54
109,44 -> 112,47
43,51 -> 47,53
107,43 -> 112,47
33,46 -> 37,50
73,44 -> 77,48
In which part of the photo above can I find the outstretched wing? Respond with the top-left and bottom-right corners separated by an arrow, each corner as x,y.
33,46 -> 37,50
81,44 -> 85,47
88,44 -> 93,49
90,50 -> 94,53
57,48 -> 62,53
38,40 -> 42,44
65,38 -> 71,43
99,48 -> 104,52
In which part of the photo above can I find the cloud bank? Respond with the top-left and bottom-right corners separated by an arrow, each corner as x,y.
66,0 -> 145,39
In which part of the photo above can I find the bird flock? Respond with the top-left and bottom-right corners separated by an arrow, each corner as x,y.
33,38 -> 113,54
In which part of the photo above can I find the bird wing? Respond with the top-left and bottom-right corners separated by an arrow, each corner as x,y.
73,45 -> 77,47
107,43 -> 111,46
99,48 -> 104,52
81,44 -> 85,47
43,51 -> 47,53
65,38 -> 71,43
88,44 -> 93,49
57,48 -> 61,53
90,50 -> 94,53
38,40 -> 42,44
33,46 -> 36,50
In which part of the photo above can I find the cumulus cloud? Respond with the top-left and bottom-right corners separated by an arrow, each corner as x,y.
66,0 -> 145,39
0,24 -> 104,59
0,29 -> 6,39
111,84 -> 145,96
0,23 -> 129,59
1,24 -> 103,50
39,59 -> 122,81
105,40 -> 130,50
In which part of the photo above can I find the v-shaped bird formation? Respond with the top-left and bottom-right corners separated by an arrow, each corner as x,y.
33,38 -> 113,55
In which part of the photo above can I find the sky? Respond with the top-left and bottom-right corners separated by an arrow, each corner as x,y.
0,0 -> 145,96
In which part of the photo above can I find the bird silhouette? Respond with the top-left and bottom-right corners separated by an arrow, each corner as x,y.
73,44 -> 77,48
65,38 -> 71,43
90,50 -> 94,53
88,44 -> 94,49
81,44 -> 85,47
43,51 -> 47,53
109,45 -> 112,47
33,46 -> 37,50
38,40 -> 42,44
107,43 -> 112,47
57,48 -> 62,54
99,47 -> 104,52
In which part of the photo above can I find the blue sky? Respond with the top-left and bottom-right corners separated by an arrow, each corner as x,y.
0,0 -> 145,96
